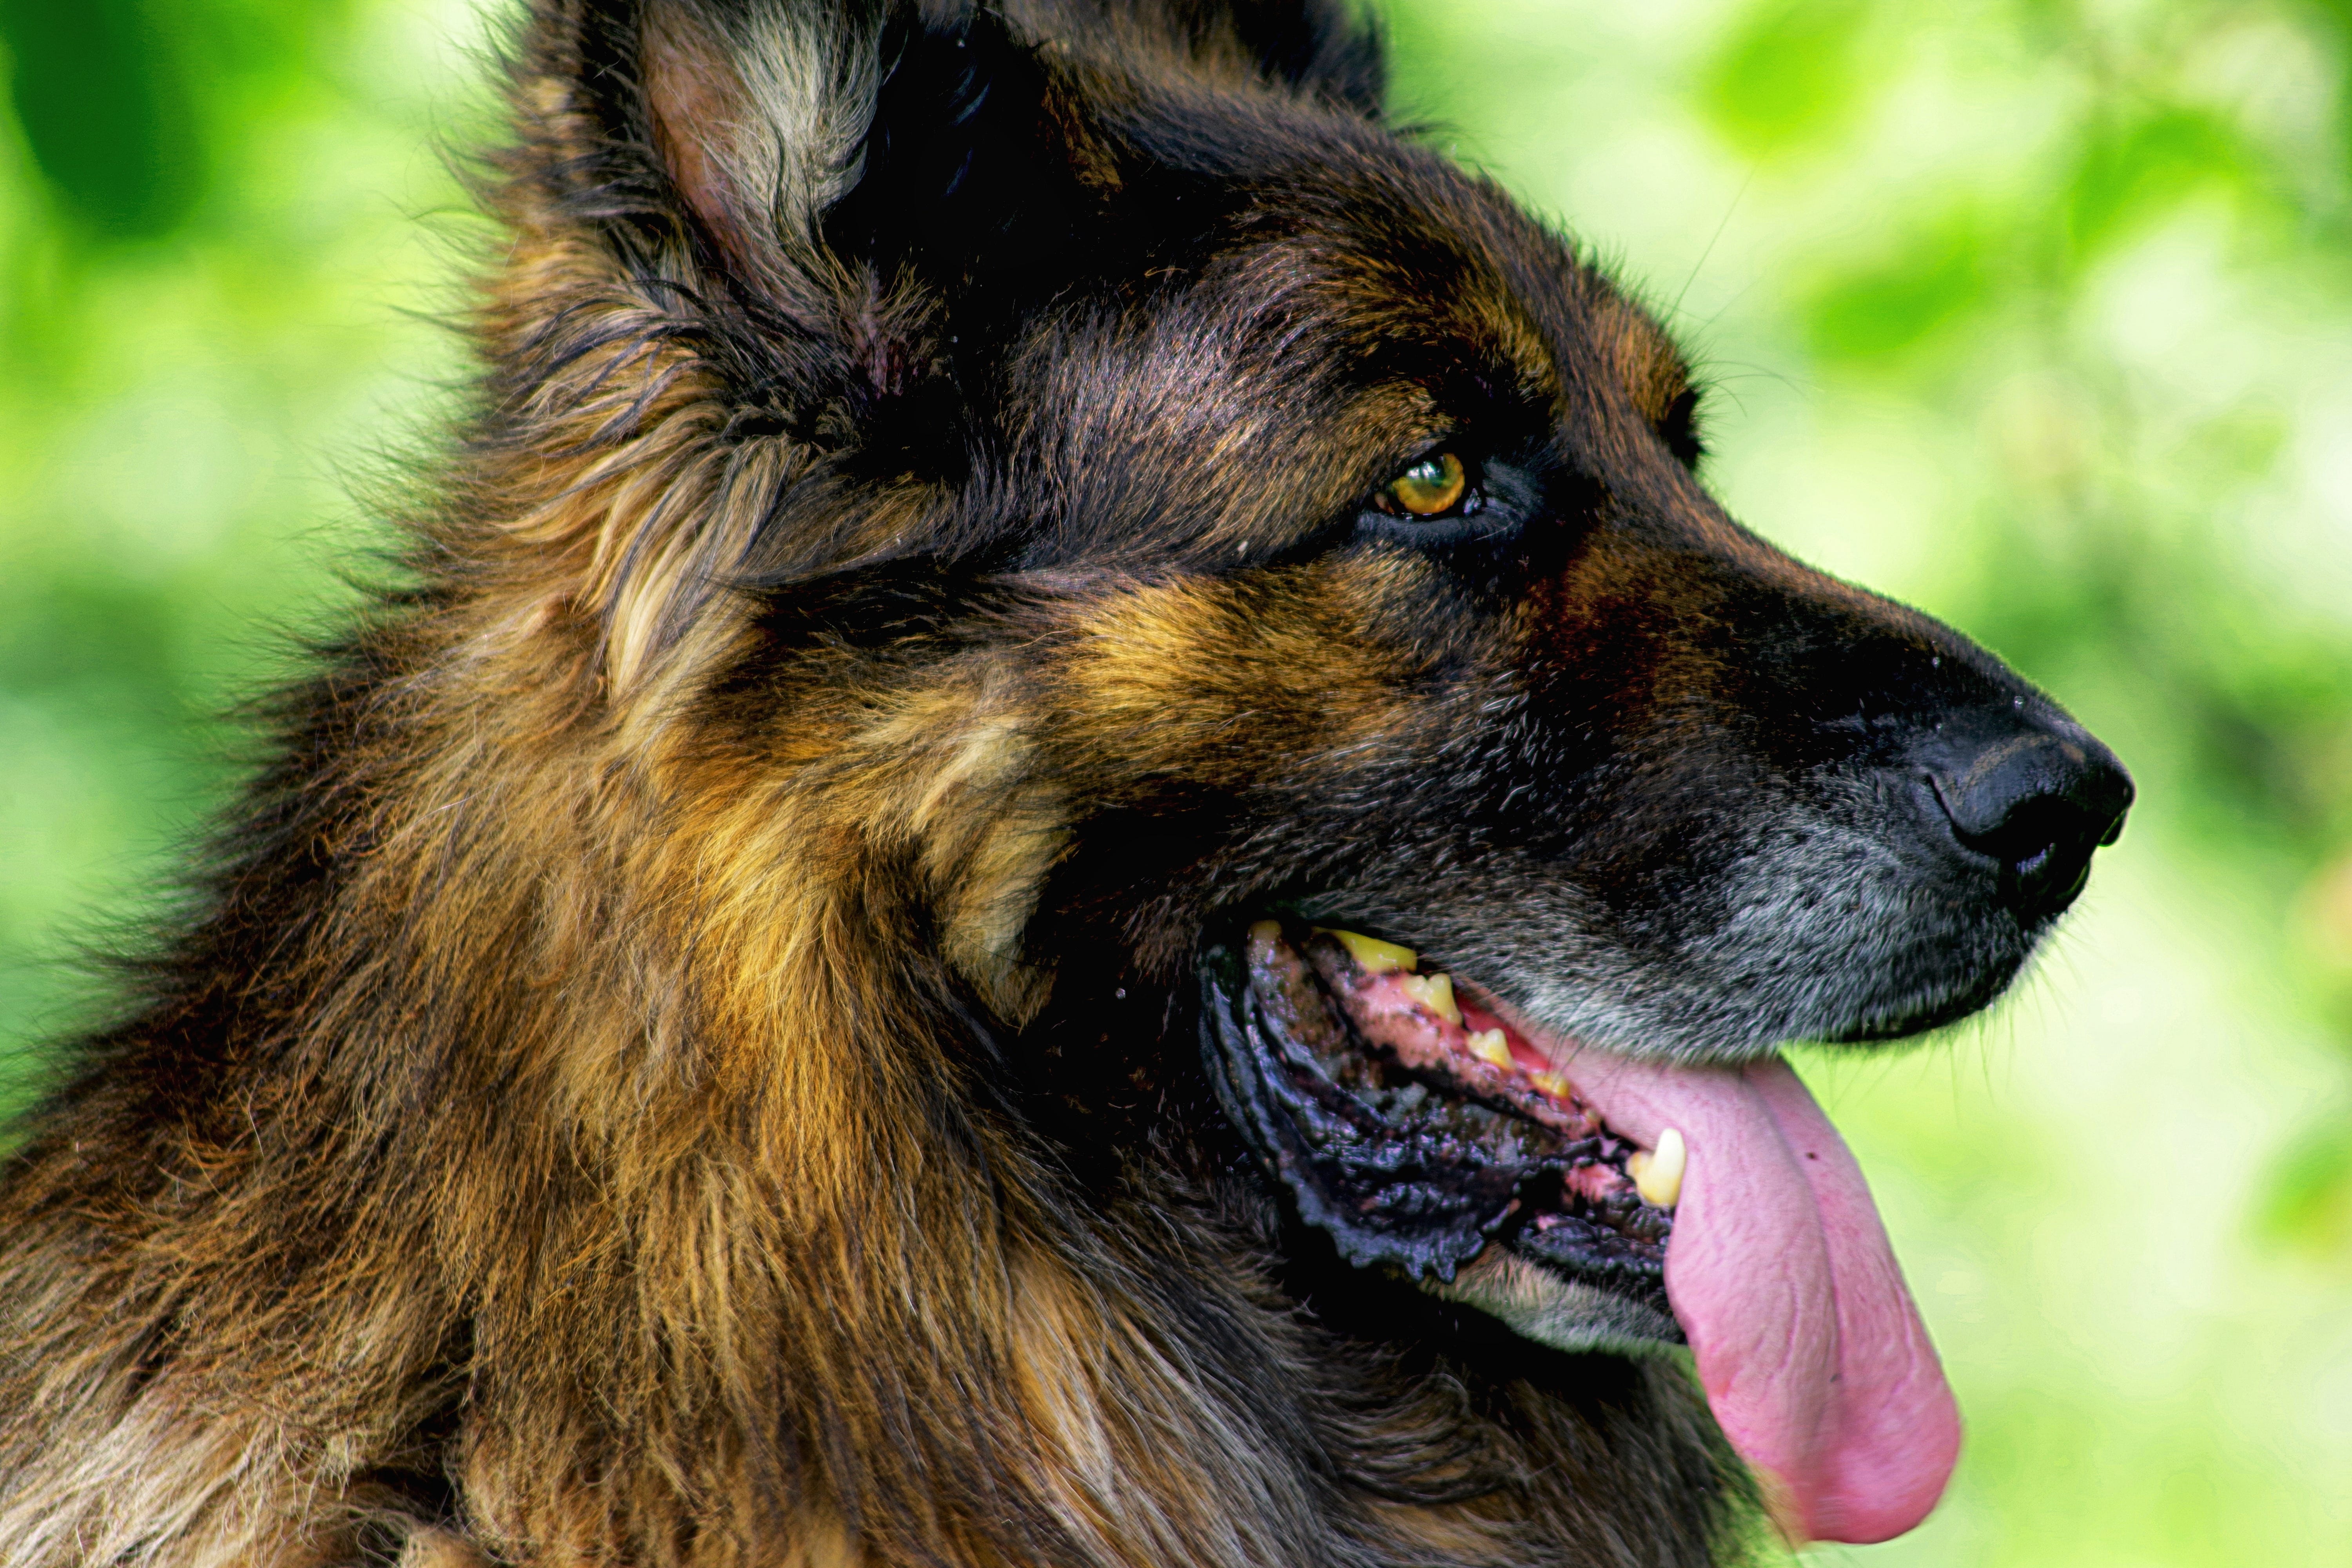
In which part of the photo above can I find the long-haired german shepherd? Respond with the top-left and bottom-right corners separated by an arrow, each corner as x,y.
0,2 -> 2132,1562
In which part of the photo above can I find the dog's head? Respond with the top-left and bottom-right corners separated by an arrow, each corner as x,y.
484,0 -> 2130,1545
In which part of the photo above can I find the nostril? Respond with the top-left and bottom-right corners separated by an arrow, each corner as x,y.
1943,788 -> 2080,870
1926,725 -> 2134,920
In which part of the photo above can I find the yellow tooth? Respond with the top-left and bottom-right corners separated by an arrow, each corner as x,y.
1399,972 -> 1461,1025
1527,1068 -> 1571,1100
1326,928 -> 1418,975
1464,1027 -> 1512,1069
1627,1128 -> 1686,1210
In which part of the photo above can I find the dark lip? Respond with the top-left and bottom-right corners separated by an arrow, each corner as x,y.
1197,919 -> 1677,1327
1813,955 -> 2023,1044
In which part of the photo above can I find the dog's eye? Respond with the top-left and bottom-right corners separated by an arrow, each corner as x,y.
1659,388 -> 1704,467
1355,451 -> 1525,551
1378,452 -> 1471,518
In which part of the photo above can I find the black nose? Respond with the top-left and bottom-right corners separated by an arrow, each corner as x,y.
1924,710 -> 2134,922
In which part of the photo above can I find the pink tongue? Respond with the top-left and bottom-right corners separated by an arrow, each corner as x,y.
1562,1051 -> 1962,1544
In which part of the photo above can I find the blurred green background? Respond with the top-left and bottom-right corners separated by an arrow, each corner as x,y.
2,0 -> 2348,1560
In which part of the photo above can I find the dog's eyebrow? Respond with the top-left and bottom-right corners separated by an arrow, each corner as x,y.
1592,294 -> 1694,425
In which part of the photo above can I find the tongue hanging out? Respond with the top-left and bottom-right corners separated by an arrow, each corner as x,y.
1208,924 -> 1962,1546
1513,1025 -> 1963,1544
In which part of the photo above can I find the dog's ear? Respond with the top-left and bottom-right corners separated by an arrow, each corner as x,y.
632,0 -> 888,290
495,0 -> 1150,427
477,0 -> 1381,688
484,2 -> 1070,671
1132,0 -> 1386,115
510,0 -> 896,298
517,0 -> 1382,307
507,2 -> 1125,304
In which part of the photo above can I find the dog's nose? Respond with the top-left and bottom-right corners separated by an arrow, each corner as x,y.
1924,710 -> 2134,923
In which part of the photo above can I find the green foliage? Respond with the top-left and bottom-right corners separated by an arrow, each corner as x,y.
0,0 -> 456,1096
0,0 -> 201,240
1802,210 -> 1994,362
1701,0 -> 1872,154
2260,1126 -> 2352,1254
2063,108 -> 2252,263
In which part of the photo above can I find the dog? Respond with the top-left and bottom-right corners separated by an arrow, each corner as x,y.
0,2 -> 2132,1563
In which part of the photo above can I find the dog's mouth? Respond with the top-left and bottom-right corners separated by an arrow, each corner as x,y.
1199,918 -> 1963,1546
1201,922 -> 1681,1330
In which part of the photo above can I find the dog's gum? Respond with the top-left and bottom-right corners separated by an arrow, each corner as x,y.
1565,1163 -> 1634,1203
1327,969 -> 1467,1073
1303,932 -> 1612,1143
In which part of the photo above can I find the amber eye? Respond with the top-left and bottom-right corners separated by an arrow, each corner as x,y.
1380,452 -> 1469,517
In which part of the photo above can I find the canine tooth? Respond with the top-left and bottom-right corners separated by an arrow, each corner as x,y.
1399,972 -> 1461,1025
1328,929 -> 1417,975
1464,1028 -> 1512,1069
1527,1069 -> 1570,1099
1626,1128 -> 1686,1210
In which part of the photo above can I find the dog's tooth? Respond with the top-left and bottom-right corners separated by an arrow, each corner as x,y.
1527,1068 -> 1570,1099
1399,972 -> 1461,1025
1626,1128 -> 1686,1210
1327,929 -> 1417,975
1465,1028 -> 1512,1069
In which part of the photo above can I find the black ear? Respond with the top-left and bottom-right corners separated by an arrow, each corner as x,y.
517,2 -> 1124,355
822,0 -> 1388,275
529,0 -> 1383,307
820,6 -> 1119,312
1144,0 -> 1387,115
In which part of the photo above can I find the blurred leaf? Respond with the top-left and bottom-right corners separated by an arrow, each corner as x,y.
2257,1125 -> 2352,1257
1803,210 -> 1993,362
2304,0 -> 2352,172
0,0 -> 203,242
1699,0 -> 1871,155
2064,109 -> 2249,265
0,572 -> 185,701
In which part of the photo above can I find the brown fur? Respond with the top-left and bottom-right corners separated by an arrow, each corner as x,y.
2,0 -> 2131,1562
